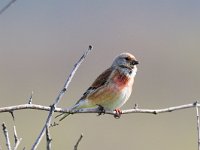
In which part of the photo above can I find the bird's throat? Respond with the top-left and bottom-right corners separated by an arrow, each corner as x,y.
113,71 -> 130,88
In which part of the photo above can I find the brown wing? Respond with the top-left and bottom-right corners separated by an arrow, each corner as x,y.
77,67 -> 113,103
91,67 -> 113,88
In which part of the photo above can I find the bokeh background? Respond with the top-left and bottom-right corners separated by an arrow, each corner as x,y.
0,0 -> 200,149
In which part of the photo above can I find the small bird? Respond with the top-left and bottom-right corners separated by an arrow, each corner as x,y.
56,52 -> 139,121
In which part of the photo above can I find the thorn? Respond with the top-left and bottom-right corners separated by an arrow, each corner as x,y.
88,45 -> 92,50
9,111 -> 15,121
153,111 -> 158,115
134,103 -> 139,109
194,101 -> 199,106
28,91 -> 34,104
50,122 -> 59,128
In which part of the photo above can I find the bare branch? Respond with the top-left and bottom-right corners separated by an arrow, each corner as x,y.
67,102 -> 200,116
1,102 -> 200,149
46,126 -> 52,150
0,102 -> 200,116
13,125 -> 22,150
31,45 -> 93,150
2,122 -> 11,150
74,134 -> 83,150
14,126 -> 18,144
121,102 -> 199,115
0,104 -> 62,113
0,0 -> 17,15
195,101 -> 200,150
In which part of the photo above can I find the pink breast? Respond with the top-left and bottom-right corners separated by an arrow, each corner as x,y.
113,73 -> 129,89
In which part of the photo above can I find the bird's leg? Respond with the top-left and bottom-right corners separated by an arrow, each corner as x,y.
114,108 -> 122,119
97,104 -> 105,116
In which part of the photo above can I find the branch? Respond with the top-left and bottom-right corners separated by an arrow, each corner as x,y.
13,125 -> 22,150
66,102 -> 200,116
195,101 -> 200,150
1,102 -> 200,149
46,125 -> 52,150
2,123 -> 11,150
0,102 -> 200,116
74,134 -> 83,150
0,0 -> 17,15
31,45 -> 93,150
0,104 -> 62,113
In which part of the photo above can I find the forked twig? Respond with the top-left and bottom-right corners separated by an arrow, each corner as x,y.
31,45 -> 93,150
13,125 -> 22,150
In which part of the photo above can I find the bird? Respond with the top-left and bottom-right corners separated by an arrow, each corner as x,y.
56,52 -> 139,121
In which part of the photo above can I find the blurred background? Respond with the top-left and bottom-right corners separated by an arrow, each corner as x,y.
0,0 -> 200,149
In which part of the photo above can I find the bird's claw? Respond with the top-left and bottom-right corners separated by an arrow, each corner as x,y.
97,105 -> 105,116
114,108 -> 122,119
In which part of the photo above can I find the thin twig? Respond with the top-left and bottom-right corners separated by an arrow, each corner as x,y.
0,0 -> 17,15
121,102 -> 199,115
28,91 -> 34,104
31,45 -> 93,150
2,122 -> 11,150
13,125 -> 22,150
74,134 -> 83,150
46,126 -> 52,150
195,101 -> 200,150
14,125 -> 18,144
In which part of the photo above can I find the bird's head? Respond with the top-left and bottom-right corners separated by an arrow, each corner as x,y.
112,52 -> 139,70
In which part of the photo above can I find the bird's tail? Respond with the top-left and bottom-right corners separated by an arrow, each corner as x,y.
55,112 -> 71,121
55,103 -> 80,121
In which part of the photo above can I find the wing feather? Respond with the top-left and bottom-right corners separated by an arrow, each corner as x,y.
76,67 -> 113,103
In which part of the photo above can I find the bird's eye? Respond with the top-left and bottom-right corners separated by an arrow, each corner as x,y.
124,57 -> 130,61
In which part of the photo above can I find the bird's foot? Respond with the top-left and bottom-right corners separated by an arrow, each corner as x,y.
97,105 -> 105,116
114,108 -> 122,119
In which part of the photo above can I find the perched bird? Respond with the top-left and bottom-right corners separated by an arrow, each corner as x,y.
56,52 -> 139,121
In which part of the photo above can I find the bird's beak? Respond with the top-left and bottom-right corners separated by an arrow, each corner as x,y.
132,60 -> 139,65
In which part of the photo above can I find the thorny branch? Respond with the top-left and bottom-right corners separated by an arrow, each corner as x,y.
1,120 -> 22,150
0,46 -> 199,149
31,45 -> 93,150
0,102 -> 200,116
